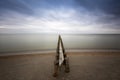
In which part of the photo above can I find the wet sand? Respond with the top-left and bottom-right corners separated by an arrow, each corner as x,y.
0,52 -> 120,80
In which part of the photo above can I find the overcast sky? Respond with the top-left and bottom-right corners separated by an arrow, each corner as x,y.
0,0 -> 120,34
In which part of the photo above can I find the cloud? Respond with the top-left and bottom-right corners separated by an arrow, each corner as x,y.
75,0 -> 120,16
0,0 -> 120,34
0,0 -> 33,16
1,7 -> 120,34
75,0 -> 120,22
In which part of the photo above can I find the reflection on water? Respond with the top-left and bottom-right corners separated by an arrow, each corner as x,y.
0,34 -> 120,53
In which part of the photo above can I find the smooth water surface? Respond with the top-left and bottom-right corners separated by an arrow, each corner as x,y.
0,34 -> 120,53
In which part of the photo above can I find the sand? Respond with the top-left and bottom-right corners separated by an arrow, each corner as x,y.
0,52 -> 120,80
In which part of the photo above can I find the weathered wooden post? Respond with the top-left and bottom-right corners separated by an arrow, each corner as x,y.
53,35 -> 70,77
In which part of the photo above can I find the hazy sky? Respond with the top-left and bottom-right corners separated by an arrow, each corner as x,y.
0,0 -> 120,34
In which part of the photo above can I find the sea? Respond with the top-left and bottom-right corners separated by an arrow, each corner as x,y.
0,34 -> 120,55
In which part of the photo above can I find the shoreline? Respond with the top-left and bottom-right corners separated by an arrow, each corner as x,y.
0,49 -> 120,57
0,51 -> 120,80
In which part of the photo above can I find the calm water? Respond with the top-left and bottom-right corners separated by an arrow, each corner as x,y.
0,34 -> 120,53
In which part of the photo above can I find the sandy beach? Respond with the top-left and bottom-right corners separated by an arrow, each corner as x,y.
0,52 -> 120,80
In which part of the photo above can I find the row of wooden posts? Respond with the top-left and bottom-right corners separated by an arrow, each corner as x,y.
53,35 -> 70,77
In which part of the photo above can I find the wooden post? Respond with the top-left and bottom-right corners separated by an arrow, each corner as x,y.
53,35 -> 70,77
